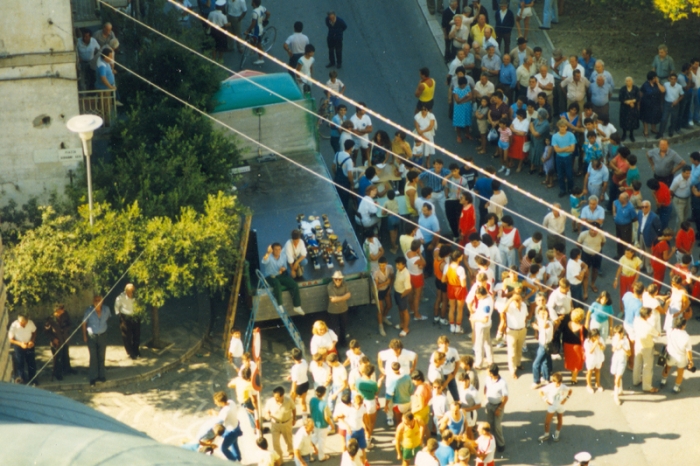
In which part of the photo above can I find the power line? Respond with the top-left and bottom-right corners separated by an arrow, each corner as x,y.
158,0 -> 700,292
109,56 -> 690,357
100,0 -> 700,308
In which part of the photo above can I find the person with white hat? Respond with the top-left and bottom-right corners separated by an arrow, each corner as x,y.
208,0 -> 231,63
574,451 -> 593,465
328,271 -> 352,347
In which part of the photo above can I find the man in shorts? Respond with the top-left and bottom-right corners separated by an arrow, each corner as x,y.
395,412 -> 425,466
356,364 -> 379,447
393,257 -> 413,336
384,362 -> 413,427
244,0 -> 270,65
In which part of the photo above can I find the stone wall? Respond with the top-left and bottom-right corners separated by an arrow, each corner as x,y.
0,0 -> 84,207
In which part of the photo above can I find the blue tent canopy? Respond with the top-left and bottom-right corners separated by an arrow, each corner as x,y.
212,73 -> 303,113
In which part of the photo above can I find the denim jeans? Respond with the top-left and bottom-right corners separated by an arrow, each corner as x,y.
692,89 -> 700,122
570,282 -> 583,303
658,101 -> 680,137
221,425 -> 242,461
542,0 -> 558,27
657,204 -> 672,230
295,455 -> 312,466
532,344 -> 552,383
556,155 -> 573,194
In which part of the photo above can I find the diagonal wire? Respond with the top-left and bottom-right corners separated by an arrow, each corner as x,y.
100,0 -> 700,306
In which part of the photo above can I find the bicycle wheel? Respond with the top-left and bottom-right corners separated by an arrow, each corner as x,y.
261,26 -> 277,53
239,40 -> 253,69
318,99 -> 331,139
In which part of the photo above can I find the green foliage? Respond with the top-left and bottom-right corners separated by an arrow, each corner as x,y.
654,0 -> 700,20
94,97 -> 240,219
3,194 -> 244,318
3,207 -> 89,308
0,193 -> 75,246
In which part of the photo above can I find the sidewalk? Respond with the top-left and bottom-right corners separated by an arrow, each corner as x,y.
416,0 -> 700,150
34,294 -> 208,392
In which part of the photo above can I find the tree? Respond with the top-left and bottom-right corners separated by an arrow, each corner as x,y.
92,97 -> 241,219
654,0 -> 700,20
3,207 -> 89,309
128,192 -> 243,348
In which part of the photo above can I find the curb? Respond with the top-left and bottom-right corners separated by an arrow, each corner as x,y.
42,333 -> 207,392
416,0 -> 446,60
624,127 -> 700,150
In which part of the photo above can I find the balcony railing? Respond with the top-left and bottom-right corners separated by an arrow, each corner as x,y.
79,89 -> 117,128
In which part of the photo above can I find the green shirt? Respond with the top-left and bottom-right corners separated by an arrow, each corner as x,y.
309,397 -> 329,428
356,378 -> 379,401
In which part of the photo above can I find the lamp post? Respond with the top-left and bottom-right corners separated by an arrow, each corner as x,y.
67,115 -> 103,226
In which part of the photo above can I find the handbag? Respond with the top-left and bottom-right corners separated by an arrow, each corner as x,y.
487,127 -> 498,142
522,140 -> 531,153
656,347 -> 668,367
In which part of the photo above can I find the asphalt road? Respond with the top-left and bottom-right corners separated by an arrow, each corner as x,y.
62,2 -> 700,466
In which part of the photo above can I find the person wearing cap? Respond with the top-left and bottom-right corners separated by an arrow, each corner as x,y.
574,451 -> 593,465
509,37 -> 533,68
327,271 -> 352,347
494,0 -> 515,56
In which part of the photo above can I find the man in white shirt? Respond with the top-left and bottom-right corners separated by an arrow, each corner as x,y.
499,291 -> 529,378
662,316 -> 693,393
114,283 -> 141,359
657,72 -> 685,139
547,278 -> 572,323
355,185 -> 380,229
483,364 -> 508,451
8,315 -> 37,384
293,419 -> 316,465
464,233 -> 490,278
351,104 -> 373,162
76,29 -> 100,90
560,55 -> 585,80
377,339 -> 417,376
226,0 -> 247,52
542,203 -> 566,250
566,249 -> 587,303
633,307 -> 660,392
535,65 -> 555,107
283,21 -> 309,70
212,391 -> 243,461
284,230 -> 307,279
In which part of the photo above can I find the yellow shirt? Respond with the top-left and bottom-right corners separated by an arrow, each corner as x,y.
418,78 -> 436,102
470,24 -> 496,46
619,255 -> 642,277
402,421 -> 422,449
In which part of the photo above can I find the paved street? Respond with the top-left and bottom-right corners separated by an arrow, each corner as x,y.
54,1 -> 700,465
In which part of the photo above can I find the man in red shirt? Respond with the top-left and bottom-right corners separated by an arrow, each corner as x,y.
647,178 -> 672,230
459,191 -> 477,246
676,221 -> 695,261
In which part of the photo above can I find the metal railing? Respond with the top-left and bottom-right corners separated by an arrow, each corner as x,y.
78,89 -> 117,128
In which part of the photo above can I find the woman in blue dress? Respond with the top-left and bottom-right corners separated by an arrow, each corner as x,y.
452,76 -> 473,143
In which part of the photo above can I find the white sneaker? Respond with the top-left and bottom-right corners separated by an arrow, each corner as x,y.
498,166 -> 506,173
293,306 -> 305,315
538,433 -> 550,442
440,318 -> 449,326
395,324 -> 401,330
504,168 -> 511,176
531,383 -> 540,389
387,417 -> 395,427
253,59 -> 264,65
495,341 -> 506,348
379,324 -> 386,337
383,317 -> 392,326
434,316 -> 441,323
552,432 -> 560,442
689,121 -> 695,127
450,324 -> 456,333
454,326 -> 465,334
587,386 -> 595,394
597,386 -> 604,393
614,395 -> 622,405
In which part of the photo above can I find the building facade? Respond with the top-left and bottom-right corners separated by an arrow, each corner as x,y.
0,1 -> 100,207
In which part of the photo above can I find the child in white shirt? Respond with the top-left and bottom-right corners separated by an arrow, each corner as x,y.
290,348 -> 310,412
227,329 -> 244,371
610,325 -> 631,405
538,372 -> 572,442
584,329 -> 605,393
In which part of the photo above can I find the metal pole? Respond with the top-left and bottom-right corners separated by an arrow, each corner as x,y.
85,152 -> 93,226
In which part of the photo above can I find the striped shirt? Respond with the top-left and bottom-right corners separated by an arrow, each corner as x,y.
419,168 -> 450,193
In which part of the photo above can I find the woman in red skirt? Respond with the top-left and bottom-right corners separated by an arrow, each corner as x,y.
561,308 -> 588,384
509,109 -> 530,173
650,229 -> 675,285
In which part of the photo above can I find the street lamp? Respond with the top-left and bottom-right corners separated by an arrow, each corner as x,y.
67,114 -> 103,226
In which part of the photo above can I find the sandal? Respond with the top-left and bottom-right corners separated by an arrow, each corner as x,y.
541,180 -> 548,185
590,284 -> 598,293
546,183 -> 554,188
456,135 -> 463,143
